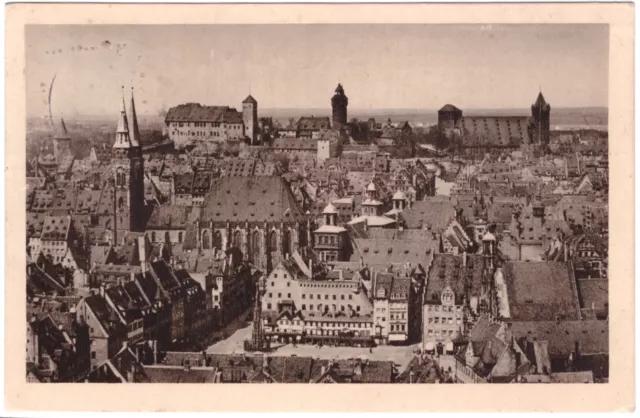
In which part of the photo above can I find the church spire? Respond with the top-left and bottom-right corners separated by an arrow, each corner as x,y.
114,87 -> 132,149
129,87 -> 141,147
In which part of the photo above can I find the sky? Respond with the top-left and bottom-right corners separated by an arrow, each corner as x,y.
26,24 -> 609,118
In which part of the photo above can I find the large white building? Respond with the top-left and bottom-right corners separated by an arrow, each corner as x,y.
165,96 -> 258,148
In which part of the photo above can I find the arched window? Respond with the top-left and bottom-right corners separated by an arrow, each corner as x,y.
164,232 -> 170,243
202,230 -> 211,250
117,197 -> 124,209
213,231 -> 222,250
269,230 -> 277,252
178,232 -> 183,243
282,228 -> 290,256
233,230 -> 242,248
298,225 -> 307,247
251,230 -> 261,260
151,231 -> 156,242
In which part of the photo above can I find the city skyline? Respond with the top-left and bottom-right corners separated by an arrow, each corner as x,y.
26,24 -> 609,118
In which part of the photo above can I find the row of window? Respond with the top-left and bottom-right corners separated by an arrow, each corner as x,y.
150,231 -> 183,243
390,324 -> 406,332
171,122 -> 222,128
428,317 -> 461,325
427,329 -> 456,336
427,305 -> 461,312
316,235 -> 339,245
265,302 -> 361,313
270,319 -> 371,329
319,252 -> 338,262
389,313 -> 406,320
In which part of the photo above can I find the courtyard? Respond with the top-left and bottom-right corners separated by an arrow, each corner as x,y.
206,324 -> 422,373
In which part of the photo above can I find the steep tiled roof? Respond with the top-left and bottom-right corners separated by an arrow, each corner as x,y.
502,261 -> 580,321
202,176 -> 305,223
510,320 -> 608,356
41,215 -> 71,241
147,205 -> 192,229
353,238 -> 436,267
425,254 -> 484,304
297,116 -> 331,131
165,103 -> 239,123
144,365 -> 217,383
462,116 -> 531,146
272,138 -> 317,151
400,200 -> 457,231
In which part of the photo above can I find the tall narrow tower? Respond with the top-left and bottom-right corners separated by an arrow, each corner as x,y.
331,83 -> 348,129
111,88 -> 146,233
531,91 -> 551,147
52,117 -> 71,163
242,95 -> 258,145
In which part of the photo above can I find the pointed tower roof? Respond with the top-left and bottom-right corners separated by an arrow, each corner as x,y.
366,181 -> 377,192
129,88 -> 141,147
242,95 -> 257,104
534,92 -> 548,108
334,83 -> 344,94
116,94 -> 129,134
114,89 -> 132,149
54,117 -> 70,139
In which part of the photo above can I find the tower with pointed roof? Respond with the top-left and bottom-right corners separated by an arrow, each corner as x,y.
313,202 -> 348,262
52,117 -> 72,163
111,88 -> 146,233
331,83 -> 348,129
242,95 -> 258,145
531,91 -> 551,147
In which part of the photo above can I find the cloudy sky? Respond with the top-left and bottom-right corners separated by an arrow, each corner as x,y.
26,24 -> 609,117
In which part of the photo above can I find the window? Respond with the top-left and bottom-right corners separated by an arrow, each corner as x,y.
434,318 -> 440,324
325,295 -> 329,300
91,352 -> 96,359
287,282 -> 290,287
267,303 -> 272,309
287,293 -> 291,298
278,293 -> 281,298
268,293 -> 272,298
332,295 -> 337,300
356,306 -> 361,312
348,295 -> 353,300
271,282 -> 274,287
302,304 -> 306,310
302,294 -> 306,299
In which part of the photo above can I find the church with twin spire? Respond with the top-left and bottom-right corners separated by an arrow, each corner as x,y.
110,88 -> 147,234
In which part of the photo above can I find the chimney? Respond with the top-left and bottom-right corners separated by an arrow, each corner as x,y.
99,283 -> 105,298
409,370 -> 414,384
320,365 -> 326,375
262,355 -> 269,370
127,366 -> 135,383
462,251 -> 467,267
308,257 -> 313,276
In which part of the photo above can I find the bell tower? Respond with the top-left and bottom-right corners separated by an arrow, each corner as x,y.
242,95 -> 258,144
52,117 -> 71,163
111,87 -> 146,233
331,83 -> 348,129
531,91 -> 551,147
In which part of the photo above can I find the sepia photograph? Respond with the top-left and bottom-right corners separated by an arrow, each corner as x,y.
5,2 -> 635,413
